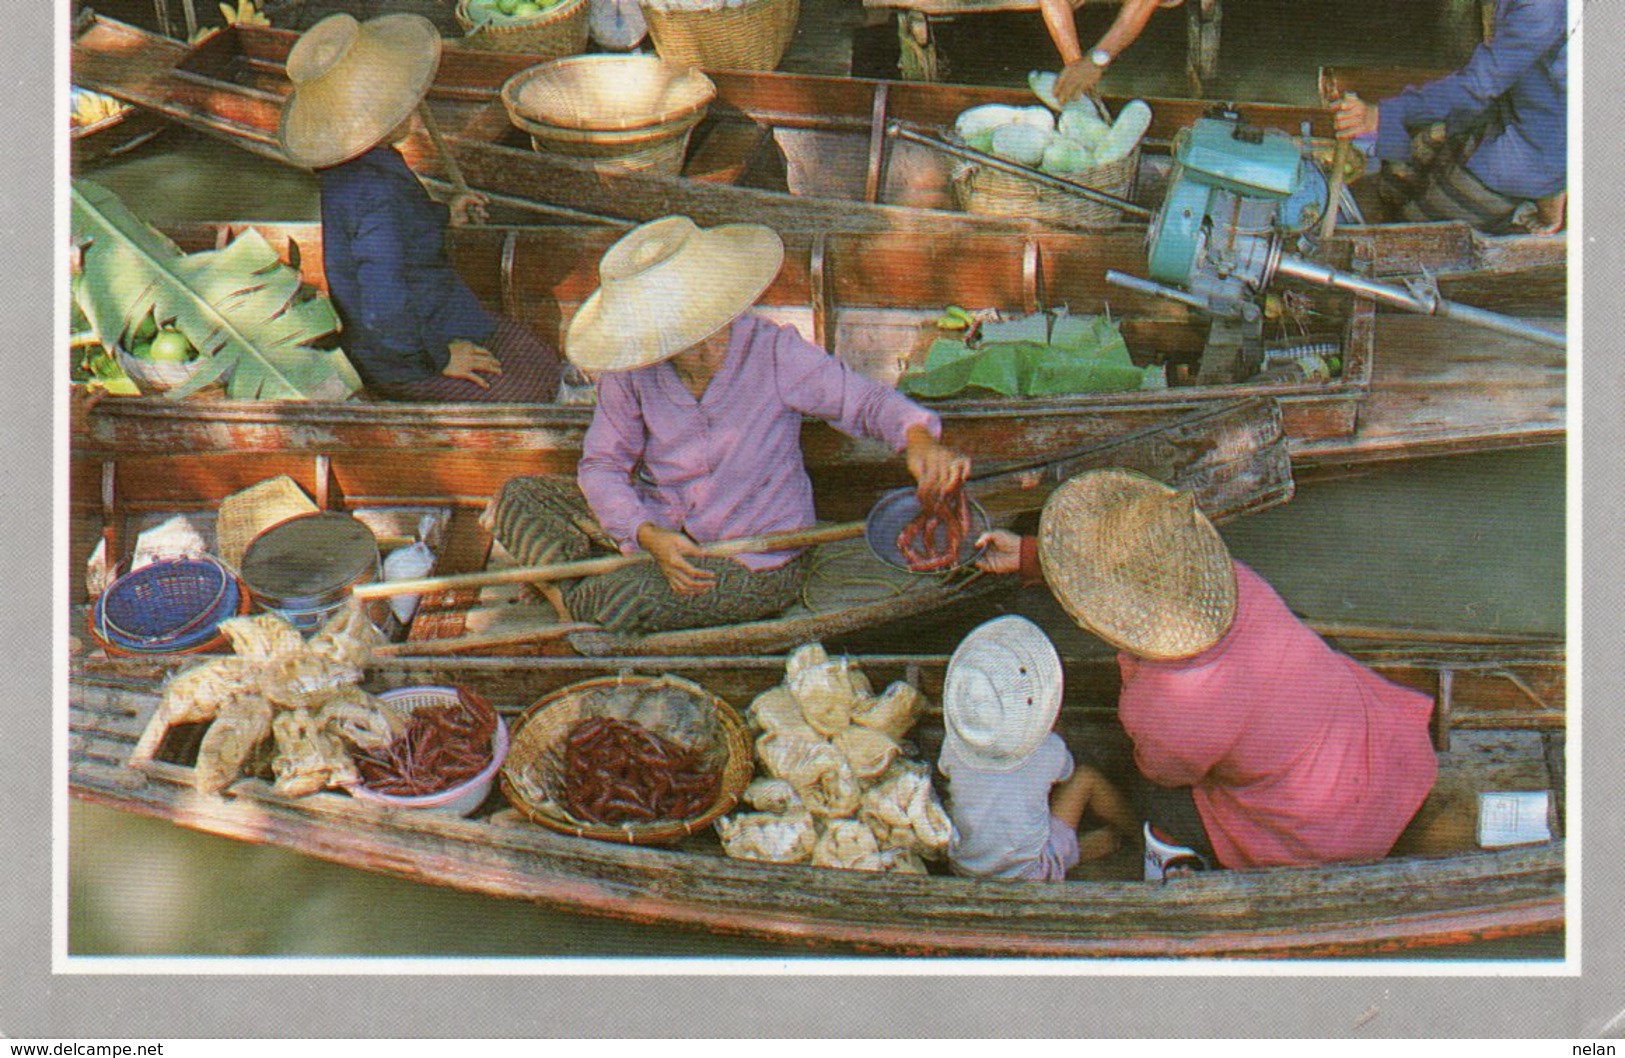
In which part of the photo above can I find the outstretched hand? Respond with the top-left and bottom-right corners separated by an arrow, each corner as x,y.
637,523 -> 718,596
443,339 -> 503,388
973,529 -> 1023,575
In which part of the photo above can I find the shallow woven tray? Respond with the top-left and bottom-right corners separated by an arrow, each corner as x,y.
500,674 -> 753,846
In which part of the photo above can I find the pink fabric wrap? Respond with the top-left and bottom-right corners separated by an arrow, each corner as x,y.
1117,561 -> 1438,869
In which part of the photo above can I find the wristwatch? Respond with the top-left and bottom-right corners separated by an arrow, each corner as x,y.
1088,46 -> 1113,67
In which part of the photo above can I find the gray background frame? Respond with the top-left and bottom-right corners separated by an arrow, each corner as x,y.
10,0 -> 1620,1038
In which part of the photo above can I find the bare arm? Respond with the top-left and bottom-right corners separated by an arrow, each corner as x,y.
1050,0 -> 1167,102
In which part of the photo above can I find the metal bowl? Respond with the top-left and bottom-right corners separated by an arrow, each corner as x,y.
864,487 -> 991,575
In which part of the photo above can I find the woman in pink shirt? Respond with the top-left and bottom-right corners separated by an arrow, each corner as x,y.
484,216 -> 967,636
976,469 -> 1438,870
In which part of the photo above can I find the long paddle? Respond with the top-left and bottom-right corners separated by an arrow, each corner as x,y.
350,520 -> 868,602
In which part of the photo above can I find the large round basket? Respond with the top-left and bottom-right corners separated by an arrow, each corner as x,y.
953,145 -> 1139,226
455,0 -> 591,58
499,674 -> 754,846
88,555 -> 248,656
639,0 -> 799,72
500,55 -> 716,177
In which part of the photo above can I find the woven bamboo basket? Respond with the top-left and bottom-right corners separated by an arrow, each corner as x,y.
455,0 -> 591,58
639,0 -> 800,72
953,145 -> 1139,226
499,674 -> 754,846
501,55 -> 716,177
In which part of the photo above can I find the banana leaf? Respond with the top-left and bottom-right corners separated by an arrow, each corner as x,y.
70,180 -> 357,401
900,311 -> 1150,398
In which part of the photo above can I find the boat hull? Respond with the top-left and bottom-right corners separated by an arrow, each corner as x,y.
70,646 -> 1565,957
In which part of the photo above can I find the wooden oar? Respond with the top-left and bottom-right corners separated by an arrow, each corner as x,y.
351,520 -> 868,601
1319,93 -> 1356,242
417,101 -> 471,197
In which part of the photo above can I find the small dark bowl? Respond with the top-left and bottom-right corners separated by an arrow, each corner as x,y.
864,487 -> 992,574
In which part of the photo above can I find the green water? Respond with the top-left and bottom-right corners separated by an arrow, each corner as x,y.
68,0 -> 1566,959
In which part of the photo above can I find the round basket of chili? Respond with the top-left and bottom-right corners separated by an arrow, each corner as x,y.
499,674 -> 753,846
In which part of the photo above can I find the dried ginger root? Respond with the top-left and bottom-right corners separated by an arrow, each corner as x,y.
259,652 -> 364,710
850,681 -> 924,741
832,726 -> 901,783
270,709 -> 360,798
860,762 -> 953,858
756,730 -> 861,818
218,614 -> 305,662
194,693 -> 274,795
716,808 -> 818,864
158,658 -> 252,727
314,686 -> 406,752
745,686 -> 818,738
307,601 -> 381,669
811,818 -> 883,870
740,777 -> 803,814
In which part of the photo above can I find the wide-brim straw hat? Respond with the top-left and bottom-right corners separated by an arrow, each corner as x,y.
278,13 -> 443,170
1038,469 -> 1237,660
565,215 -> 784,373
942,615 -> 1063,772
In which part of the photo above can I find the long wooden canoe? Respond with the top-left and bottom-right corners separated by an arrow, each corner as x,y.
69,639 -> 1565,957
70,217 -> 1563,538
73,396 -> 1291,653
70,14 -> 1566,308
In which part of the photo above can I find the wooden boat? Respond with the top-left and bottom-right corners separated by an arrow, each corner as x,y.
68,637 -> 1565,957
69,15 -> 1566,307
73,396 -> 1291,654
69,217 -> 1562,554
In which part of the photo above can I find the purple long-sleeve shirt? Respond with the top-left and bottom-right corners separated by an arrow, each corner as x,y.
577,315 -> 940,570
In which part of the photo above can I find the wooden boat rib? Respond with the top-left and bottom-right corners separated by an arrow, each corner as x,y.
70,14 -> 1566,308
69,642 -> 1564,957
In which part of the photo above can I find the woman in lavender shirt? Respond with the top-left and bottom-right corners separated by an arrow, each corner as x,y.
484,216 -> 969,636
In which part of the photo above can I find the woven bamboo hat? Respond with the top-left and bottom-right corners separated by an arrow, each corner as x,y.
1038,469 -> 1237,660
565,215 -> 784,373
941,615 -> 1063,772
278,13 -> 442,170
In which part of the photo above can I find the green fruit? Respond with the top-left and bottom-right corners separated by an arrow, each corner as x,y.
128,339 -> 153,361
146,328 -> 195,363
512,1 -> 542,13
496,0 -> 519,13
131,309 -> 158,343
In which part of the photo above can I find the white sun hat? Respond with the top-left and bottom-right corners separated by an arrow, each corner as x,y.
564,215 -> 784,373
942,615 -> 1064,771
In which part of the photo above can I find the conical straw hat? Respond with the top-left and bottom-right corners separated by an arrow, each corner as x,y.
942,615 -> 1063,771
565,215 -> 784,373
278,13 -> 443,170
1037,469 -> 1237,660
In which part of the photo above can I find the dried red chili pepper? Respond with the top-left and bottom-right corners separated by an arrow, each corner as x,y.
558,716 -> 723,826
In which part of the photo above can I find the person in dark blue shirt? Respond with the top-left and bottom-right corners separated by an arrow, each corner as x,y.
277,12 -> 563,400
1332,0 -> 1567,234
